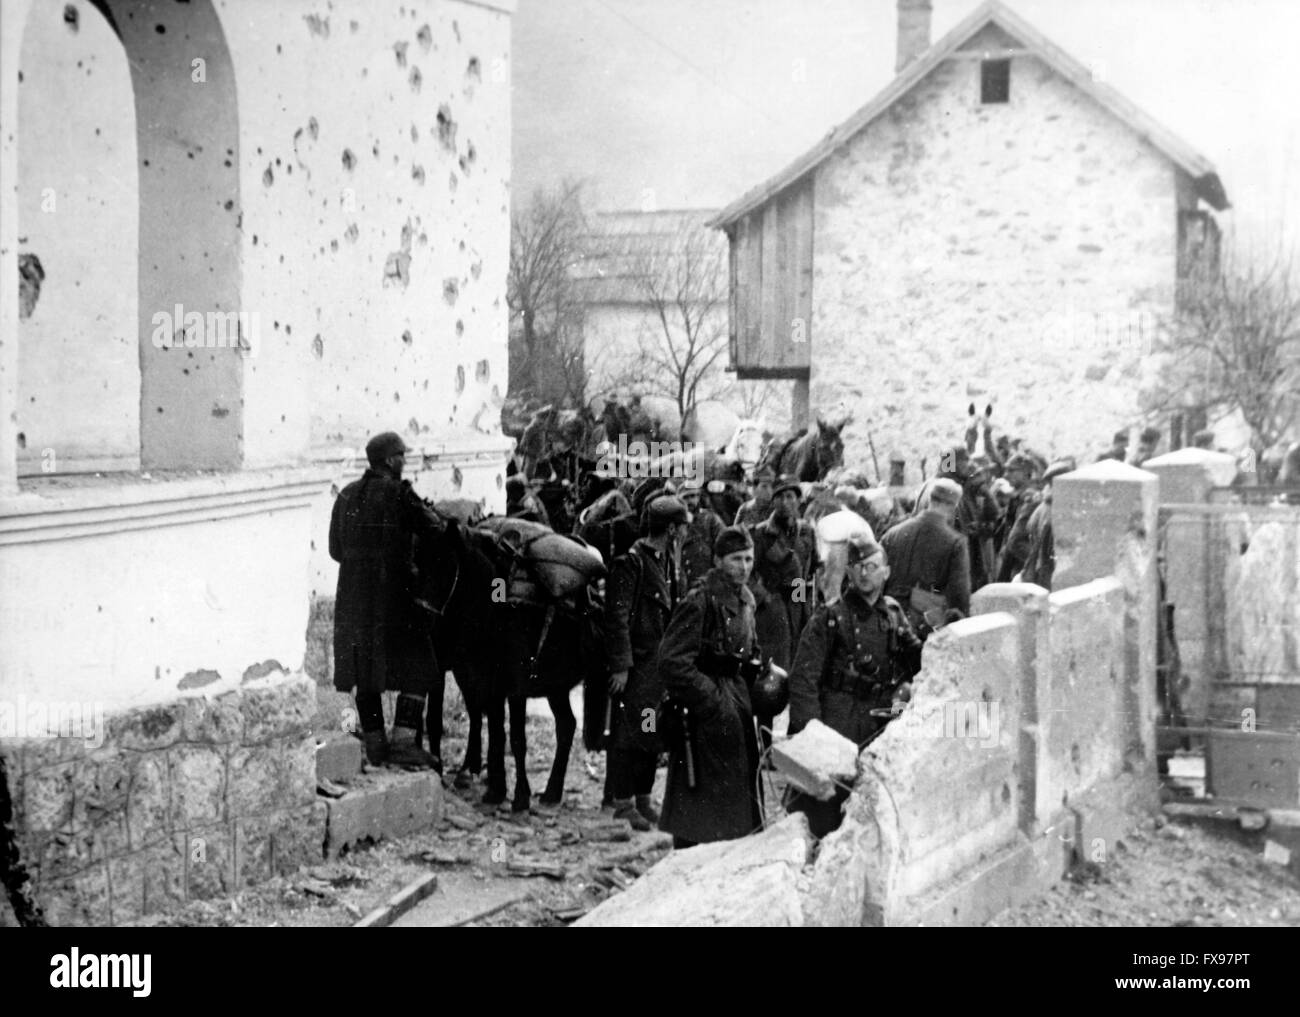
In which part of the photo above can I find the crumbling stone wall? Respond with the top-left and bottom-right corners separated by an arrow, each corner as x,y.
810,52 -> 1189,475
0,673 -> 322,926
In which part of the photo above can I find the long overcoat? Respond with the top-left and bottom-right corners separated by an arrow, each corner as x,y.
604,539 -> 677,754
656,569 -> 762,844
329,468 -> 441,697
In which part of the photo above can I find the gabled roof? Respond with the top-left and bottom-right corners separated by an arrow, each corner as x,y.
708,0 -> 1228,228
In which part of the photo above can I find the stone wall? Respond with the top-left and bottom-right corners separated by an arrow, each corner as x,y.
1,673 -> 322,926
809,52 -> 1188,477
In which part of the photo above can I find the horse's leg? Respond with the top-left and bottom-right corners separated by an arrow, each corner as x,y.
509,695 -> 531,813
452,668 -> 482,789
481,691 -> 507,806
539,691 -> 576,806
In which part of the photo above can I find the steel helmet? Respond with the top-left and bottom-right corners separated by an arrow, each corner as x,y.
750,661 -> 790,717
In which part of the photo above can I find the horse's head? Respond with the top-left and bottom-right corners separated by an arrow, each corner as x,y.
965,403 -> 994,458
814,416 -> 848,477
726,421 -> 767,467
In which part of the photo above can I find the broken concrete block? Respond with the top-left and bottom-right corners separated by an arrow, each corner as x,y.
324,770 -> 443,858
316,735 -> 363,784
803,780 -> 900,927
772,720 -> 859,801
575,814 -> 814,927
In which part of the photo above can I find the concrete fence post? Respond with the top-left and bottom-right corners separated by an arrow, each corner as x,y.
1052,460 -> 1159,770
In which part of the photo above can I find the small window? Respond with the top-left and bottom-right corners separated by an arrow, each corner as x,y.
981,59 -> 1010,104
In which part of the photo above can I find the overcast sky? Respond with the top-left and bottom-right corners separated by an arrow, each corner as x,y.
512,0 -> 1300,253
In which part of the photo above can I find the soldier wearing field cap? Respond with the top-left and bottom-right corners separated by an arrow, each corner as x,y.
330,431 -> 444,770
678,475 -> 724,591
604,494 -> 690,831
786,532 -> 923,836
881,476 -> 971,636
656,525 -> 763,847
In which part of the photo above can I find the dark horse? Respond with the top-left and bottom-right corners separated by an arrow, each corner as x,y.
761,416 -> 850,483
416,518 -> 603,812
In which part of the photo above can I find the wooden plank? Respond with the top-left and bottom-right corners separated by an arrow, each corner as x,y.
793,179 -> 813,370
760,200 -> 779,370
772,188 -> 793,370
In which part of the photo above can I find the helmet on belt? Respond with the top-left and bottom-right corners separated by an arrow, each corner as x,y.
749,661 -> 790,716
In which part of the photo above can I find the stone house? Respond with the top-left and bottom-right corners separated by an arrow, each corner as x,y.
0,0 -> 514,924
710,0 -> 1228,476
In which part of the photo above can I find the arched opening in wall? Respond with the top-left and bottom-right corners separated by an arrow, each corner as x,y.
16,0 -> 243,477
16,0 -> 140,474
103,0 -> 243,471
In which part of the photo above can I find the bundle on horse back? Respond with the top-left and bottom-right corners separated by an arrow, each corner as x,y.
681,400 -> 741,450
477,516 -> 607,600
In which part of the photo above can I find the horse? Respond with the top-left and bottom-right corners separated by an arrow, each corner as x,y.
417,516 -> 603,813
761,415 -> 850,482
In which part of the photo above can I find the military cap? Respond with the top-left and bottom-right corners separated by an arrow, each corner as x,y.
752,463 -> 777,482
714,526 -> 754,559
845,532 -> 883,565
928,478 -> 964,507
772,474 -> 802,500
366,431 -> 407,465
647,494 -> 690,526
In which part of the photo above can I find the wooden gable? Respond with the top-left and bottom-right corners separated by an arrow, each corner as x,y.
728,177 -> 813,380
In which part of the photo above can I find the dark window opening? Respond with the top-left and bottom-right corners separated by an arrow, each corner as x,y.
981,59 -> 1010,104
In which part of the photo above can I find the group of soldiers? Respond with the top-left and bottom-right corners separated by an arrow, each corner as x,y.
594,431 -> 1097,845
330,425 -> 1088,848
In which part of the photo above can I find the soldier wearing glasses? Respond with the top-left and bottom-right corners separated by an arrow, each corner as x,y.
785,533 -> 923,837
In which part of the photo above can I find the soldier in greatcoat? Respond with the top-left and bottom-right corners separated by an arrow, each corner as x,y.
880,478 -> 971,637
330,432 -> 443,769
656,527 -> 764,848
603,495 -> 690,831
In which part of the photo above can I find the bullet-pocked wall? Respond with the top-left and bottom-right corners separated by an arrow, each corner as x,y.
16,1 -> 140,473
217,0 -> 512,468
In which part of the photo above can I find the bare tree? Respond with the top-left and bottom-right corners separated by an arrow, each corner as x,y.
1144,242 -> 1300,455
620,217 -> 730,421
725,379 -> 789,428
507,180 -> 590,405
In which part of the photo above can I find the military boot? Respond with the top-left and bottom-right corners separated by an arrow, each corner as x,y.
388,725 -> 437,770
635,795 -> 660,825
612,798 -> 652,832
362,730 -> 389,767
